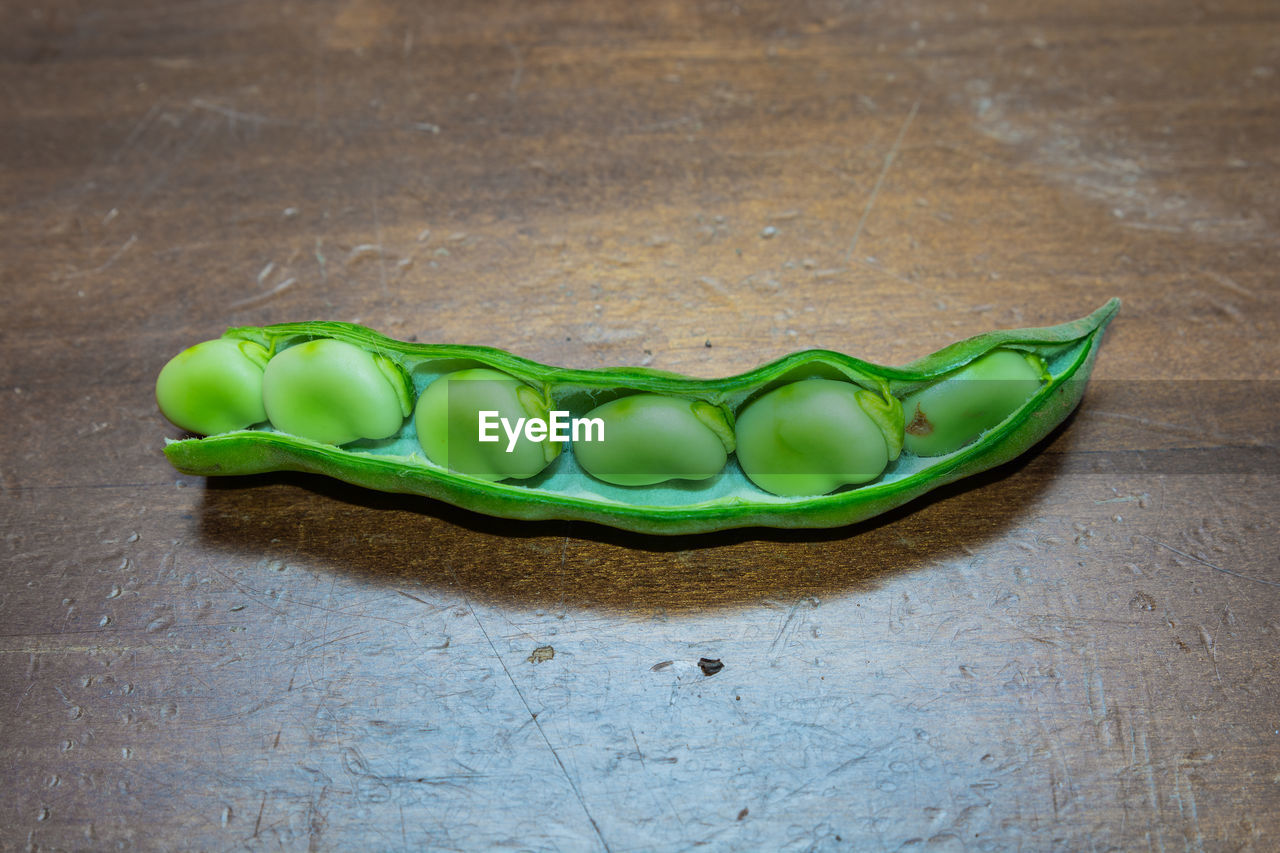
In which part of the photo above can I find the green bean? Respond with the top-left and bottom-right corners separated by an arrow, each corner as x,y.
901,349 -> 1048,457
415,368 -> 560,481
159,300 -> 1118,534
735,380 -> 894,496
156,338 -> 269,435
573,394 -> 734,487
261,339 -> 412,446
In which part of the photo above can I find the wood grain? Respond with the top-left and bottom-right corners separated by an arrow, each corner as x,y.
2,0 -> 1277,849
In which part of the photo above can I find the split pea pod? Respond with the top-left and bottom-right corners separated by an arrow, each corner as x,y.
157,301 -> 1118,535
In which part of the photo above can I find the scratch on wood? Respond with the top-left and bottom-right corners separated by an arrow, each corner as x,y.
307,784 -> 329,853
1204,270 -> 1255,299
114,102 -> 163,162
66,234 -> 138,280
190,98 -> 287,127
1176,767 -> 1206,852
229,277 -> 296,310
629,726 -> 647,771
396,589 -> 431,605
505,39 -> 524,95
1131,717 -> 1167,853
1197,625 -> 1222,685
1140,535 -> 1280,589
447,565 -> 612,853
769,599 -> 802,656
345,244 -> 385,264
845,99 -> 920,264
252,792 -> 266,839
215,568 -> 418,628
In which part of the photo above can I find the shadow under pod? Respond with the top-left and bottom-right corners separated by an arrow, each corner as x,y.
194,412 -> 1078,614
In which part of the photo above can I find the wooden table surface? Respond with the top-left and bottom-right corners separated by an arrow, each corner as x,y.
3,1 -> 1278,850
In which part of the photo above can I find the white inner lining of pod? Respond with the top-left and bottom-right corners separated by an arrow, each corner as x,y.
236,338 -> 1082,508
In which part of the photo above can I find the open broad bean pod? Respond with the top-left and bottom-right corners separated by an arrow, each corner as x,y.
158,299 -> 1118,535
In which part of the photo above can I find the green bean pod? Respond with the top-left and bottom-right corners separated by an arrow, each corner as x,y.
159,299 -> 1118,535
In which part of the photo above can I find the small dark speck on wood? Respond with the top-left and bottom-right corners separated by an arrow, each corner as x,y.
698,658 -> 724,676
737,807 -> 749,820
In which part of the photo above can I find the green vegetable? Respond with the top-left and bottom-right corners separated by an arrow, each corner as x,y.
159,299 -> 1118,534
261,338 -> 413,446
156,338 -> 269,435
901,349 -> 1049,457
415,368 -> 560,481
735,379 -> 894,497
573,395 -> 734,487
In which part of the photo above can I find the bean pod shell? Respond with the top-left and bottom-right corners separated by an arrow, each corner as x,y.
160,299 -> 1119,535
